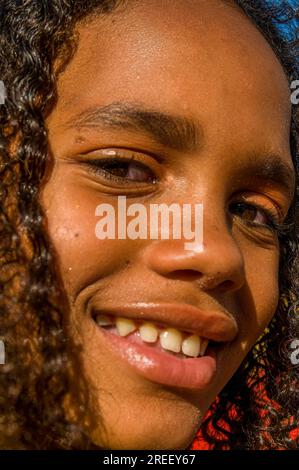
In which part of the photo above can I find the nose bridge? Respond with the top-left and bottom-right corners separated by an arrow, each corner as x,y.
142,205 -> 245,291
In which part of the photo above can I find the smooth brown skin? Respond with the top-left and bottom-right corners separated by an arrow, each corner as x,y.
40,0 -> 295,449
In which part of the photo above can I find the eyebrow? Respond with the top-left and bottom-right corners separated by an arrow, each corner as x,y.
65,101 -> 296,200
65,101 -> 202,153
237,153 -> 296,201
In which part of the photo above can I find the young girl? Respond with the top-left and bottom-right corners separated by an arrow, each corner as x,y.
0,0 -> 298,450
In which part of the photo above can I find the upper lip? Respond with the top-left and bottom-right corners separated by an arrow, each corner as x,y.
91,302 -> 238,343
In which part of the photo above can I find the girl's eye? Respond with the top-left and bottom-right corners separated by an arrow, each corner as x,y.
84,156 -> 158,184
229,201 -> 278,229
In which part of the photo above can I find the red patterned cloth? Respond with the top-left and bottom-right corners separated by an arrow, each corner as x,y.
190,396 -> 298,450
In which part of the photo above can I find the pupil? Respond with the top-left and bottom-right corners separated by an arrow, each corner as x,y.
231,202 -> 256,221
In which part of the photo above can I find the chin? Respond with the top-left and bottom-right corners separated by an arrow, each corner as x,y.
85,398 -> 202,450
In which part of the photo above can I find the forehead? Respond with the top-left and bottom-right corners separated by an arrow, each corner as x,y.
49,0 -> 291,155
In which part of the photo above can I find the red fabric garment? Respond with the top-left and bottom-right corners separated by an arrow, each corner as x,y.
190,395 -> 298,450
190,415 -> 298,450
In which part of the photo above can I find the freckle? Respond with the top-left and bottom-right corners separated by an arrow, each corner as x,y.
75,233 -> 79,238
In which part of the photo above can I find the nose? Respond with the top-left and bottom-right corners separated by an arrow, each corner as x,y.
142,218 -> 245,293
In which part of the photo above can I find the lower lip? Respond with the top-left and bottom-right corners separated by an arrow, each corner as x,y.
98,326 -> 217,390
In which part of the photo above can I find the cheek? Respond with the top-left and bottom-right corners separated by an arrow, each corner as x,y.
240,242 -> 280,348
40,171 -> 129,295
211,242 -> 281,400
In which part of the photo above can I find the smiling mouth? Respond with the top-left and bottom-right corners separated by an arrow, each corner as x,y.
90,303 -> 234,389
93,312 -> 218,359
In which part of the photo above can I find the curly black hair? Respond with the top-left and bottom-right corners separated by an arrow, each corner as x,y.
0,0 -> 298,450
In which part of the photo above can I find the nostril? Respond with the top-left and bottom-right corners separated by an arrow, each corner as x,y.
219,280 -> 235,291
167,269 -> 201,281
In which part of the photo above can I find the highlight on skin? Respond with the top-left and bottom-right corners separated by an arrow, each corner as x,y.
0,0 -> 298,450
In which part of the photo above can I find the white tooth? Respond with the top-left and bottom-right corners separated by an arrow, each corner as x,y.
139,322 -> 158,343
116,317 -> 137,337
182,334 -> 201,357
199,338 -> 209,356
95,314 -> 114,326
159,328 -> 182,353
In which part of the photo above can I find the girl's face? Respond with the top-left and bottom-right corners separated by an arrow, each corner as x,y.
40,0 -> 295,449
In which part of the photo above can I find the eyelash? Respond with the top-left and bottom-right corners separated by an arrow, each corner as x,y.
83,154 -> 158,185
229,200 -> 289,236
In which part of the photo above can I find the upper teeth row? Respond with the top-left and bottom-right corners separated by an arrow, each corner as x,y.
95,314 -> 209,358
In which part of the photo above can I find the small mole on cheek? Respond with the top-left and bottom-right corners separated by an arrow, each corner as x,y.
75,233 -> 79,238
